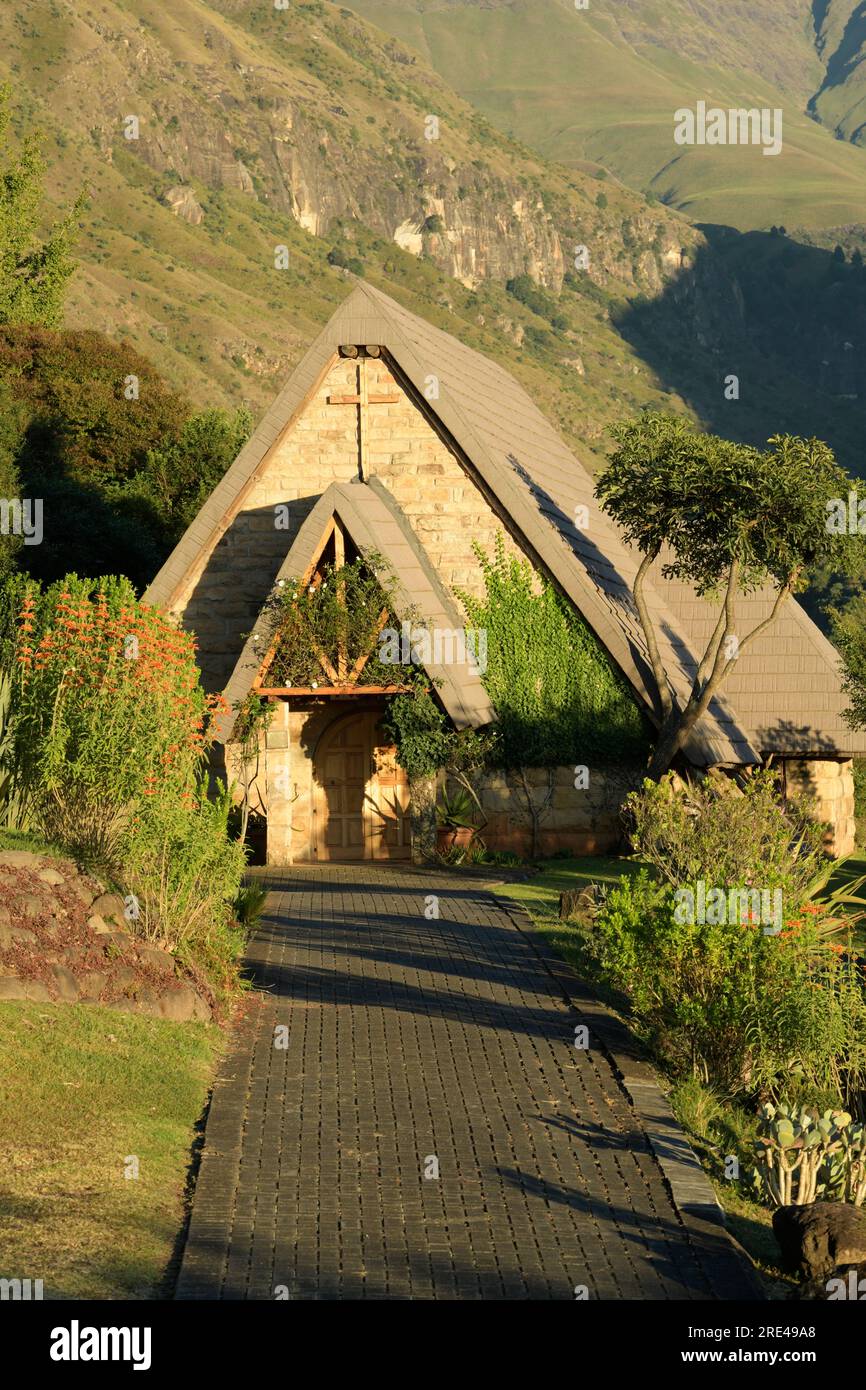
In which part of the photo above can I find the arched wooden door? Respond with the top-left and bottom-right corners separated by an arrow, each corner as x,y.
313,710 -> 411,861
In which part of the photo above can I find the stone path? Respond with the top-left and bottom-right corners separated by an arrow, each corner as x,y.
176,865 -> 756,1300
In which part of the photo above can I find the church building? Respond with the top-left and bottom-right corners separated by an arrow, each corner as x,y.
143,282 -> 862,864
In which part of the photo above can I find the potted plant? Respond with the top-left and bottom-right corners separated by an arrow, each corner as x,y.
435,787 -> 478,854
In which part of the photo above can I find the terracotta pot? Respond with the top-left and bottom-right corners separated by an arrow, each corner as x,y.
436,825 -> 476,853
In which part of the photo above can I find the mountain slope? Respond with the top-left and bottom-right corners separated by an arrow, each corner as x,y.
3,0 -> 866,489
349,0 -> 866,230
0,0 -> 702,452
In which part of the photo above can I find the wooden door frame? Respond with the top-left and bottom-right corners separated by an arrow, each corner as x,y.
311,706 -> 410,862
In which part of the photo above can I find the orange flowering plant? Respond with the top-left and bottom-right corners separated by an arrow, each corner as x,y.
7,573 -> 224,866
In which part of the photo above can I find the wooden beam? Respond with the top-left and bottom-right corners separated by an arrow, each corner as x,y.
347,606 -> 390,682
258,685 -> 410,697
252,516 -> 338,691
334,519 -> 347,681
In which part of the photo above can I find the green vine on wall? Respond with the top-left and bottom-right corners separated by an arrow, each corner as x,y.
457,534 -> 649,768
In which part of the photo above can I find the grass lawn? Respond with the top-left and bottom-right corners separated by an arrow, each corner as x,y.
491,854 -> 790,1294
492,854 -> 644,979
0,1002 -> 224,1299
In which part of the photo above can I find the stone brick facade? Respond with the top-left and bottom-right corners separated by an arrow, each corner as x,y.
782,757 -> 856,858
173,352 -> 524,692
182,350 -> 858,868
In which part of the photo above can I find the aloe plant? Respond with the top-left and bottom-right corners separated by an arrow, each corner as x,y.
435,787 -> 477,830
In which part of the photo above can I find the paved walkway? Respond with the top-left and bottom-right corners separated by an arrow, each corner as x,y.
176,865 -> 755,1300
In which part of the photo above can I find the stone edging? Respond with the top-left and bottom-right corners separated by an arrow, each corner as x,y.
497,895 -> 767,1300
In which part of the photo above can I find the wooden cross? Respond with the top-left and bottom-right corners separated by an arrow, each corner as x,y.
327,352 -> 399,481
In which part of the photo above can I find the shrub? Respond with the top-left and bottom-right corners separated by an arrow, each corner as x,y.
750,1103 -> 866,1207
589,870 -> 866,1101
8,574 -> 215,867
458,534 -> 649,766
623,768 -> 827,904
122,782 -> 246,989
233,882 -> 268,930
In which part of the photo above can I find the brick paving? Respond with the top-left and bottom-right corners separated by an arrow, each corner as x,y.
176,865 -> 754,1301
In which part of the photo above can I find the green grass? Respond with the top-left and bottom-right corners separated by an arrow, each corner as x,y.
0,1003 -> 223,1299
492,853 -> 644,977
0,827 -> 61,856
669,1077 -> 790,1295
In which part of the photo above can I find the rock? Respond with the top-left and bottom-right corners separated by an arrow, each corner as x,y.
79,971 -> 108,1000
19,895 -> 44,919
49,964 -> 80,1002
101,931 -> 131,953
0,976 -> 51,1002
69,878 -> 96,905
111,965 -> 140,991
0,850 -> 43,868
162,184 -> 204,225
0,924 -> 37,949
37,867 -> 65,886
90,892 -> 127,922
773,1203 -> 866,1280
0,907 -> 11,927
137,945 -> 176,976
88,914 -> 112,934
129,987 -> 162,1017
157,985 -> 204,1023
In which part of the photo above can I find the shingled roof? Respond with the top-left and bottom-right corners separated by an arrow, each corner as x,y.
216,479 -> 495,743
144,280 -> 864,763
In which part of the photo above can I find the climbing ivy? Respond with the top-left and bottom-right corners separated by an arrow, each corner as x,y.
457,535 -> 649,767
381,686 -> 453,781
264,555 -> 397,688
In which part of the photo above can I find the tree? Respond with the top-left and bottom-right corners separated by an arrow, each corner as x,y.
0,381 -> 25,581
0,85 -> 85,328
831,592 -> 866,731
2,325 -> 250,588
134,406 -> 252,539
595,413 -> 854,778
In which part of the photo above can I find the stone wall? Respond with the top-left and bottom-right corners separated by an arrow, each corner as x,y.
230,706 -> 642,865
445,764 -> 643,859
782,757 -> 856,858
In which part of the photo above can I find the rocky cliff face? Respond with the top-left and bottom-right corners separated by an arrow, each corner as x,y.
72,0 -> 690,297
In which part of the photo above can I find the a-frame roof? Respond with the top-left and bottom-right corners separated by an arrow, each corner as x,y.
145,279 -> 864,763
216,479 -> 495,742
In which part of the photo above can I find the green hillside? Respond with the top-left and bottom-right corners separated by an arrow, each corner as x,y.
1,0 -> 711,469
349,0 -> 866,231
3,0 -> 866,493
